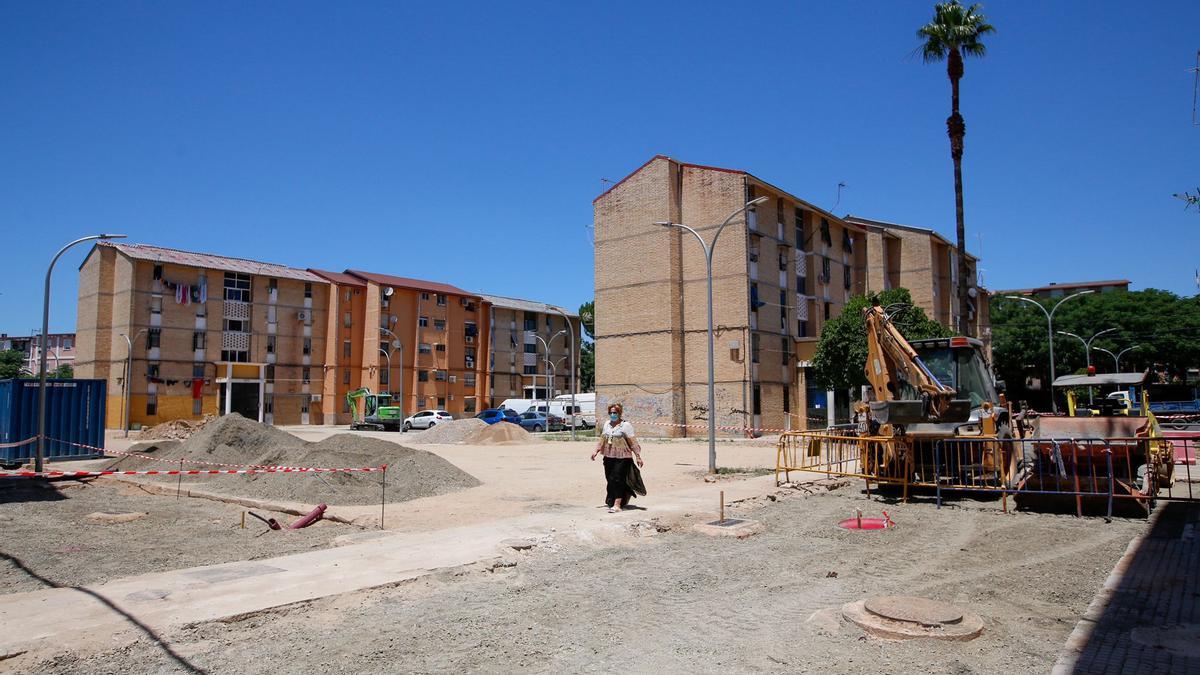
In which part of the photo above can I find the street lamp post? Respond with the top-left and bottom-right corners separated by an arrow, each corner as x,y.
119,328 -> 147,438
655,196 -> 768,474
546,305 -> 578,441
1003,290 -> 1093,414
36,234 -> 126,472
379,327 -> 404,419
1094,345 -> 1140,373
530,330 -> 566,422
1057,327 -> 1117,404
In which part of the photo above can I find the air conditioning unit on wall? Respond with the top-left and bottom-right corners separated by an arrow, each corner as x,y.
297,311 -> 308,321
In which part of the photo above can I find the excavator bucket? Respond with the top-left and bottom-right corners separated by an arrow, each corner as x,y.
869,398 -> 972,425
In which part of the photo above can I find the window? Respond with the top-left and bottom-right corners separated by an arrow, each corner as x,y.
63,337 -> 73,350
524,365 -> 537,375
302,367 -> 310,384
344,289 -> 352,302
147,363 -> 160,379
524,343 -> 537,354
419,316 -> 429,328
420,292 -> 430,301
752,385 -> 761,416
419,342 -> 432,354
301,397 -> 309,414
150,296 -> 162,314
146,396 -> 157,416
843,264 -> 852,290
545,315 -> 552,331
820,218 -> 832,247
153,264 -> 163,280
842,229 -> 853,253
750,283 -> 763,310
776,198 -> 784,225
304,282 -> 312,299
464,322 -> 478,338
419,370 -> 429,382
303,338 -> 311,355
221,350 -> 249,362
193,398 -> 203,416
752,334 -> 760,364
434,319 -> 446,331
193,364 -> 205,378
437,397 -> 446,408
435,343 -> 446,352
343,369 -> 351,385
343,312 -> 352,328
465,346 -> 476,362
795,207 -> 806,233
783,386 -> 791,413
223,318 -> 248,332
264,395 -> 274,415
781,337 -> 790,365
147,329 -> 161,349
465,373 -> 476,387
464,398 -> 476,414
265,365 -> 275,382
821,257 -> 831,284
417,397 -> 427,408
380,368 -> 389,386
224,272 -> 252,302
436,294 -> 447,306
778,250 -> 787,271
435,370 -> 447,382
798,318 -> 809,338
343,340 -> 352,358
524,312 -> 537,332
268,278 -> 278,293
779,290 -> 787,327
267,335 -> 276,354
824,302 -> 831,321
192,331 -> 206,350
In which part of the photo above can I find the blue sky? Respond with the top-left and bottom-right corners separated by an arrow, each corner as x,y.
2,1 -> 1197,335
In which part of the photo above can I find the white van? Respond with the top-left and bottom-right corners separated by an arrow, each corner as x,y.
498,398 -> 538,414
552,393 -> 596,429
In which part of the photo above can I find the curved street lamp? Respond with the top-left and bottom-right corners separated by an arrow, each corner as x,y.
36,234 -> 126,471
119,328 -> 148,438
379,327 -> 404,419
656,196 -> 768,473
1094,345 -> 1140,373
1056,327 -> 1117,404
1003,290 -> 1093,414
545,305 -> 578,440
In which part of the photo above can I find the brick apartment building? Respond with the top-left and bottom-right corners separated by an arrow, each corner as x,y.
76,242 -> 578,429
0,332 -> 76,376
480,294 -> 577,403
593,155 -> 869,437
846,215 -> 988,337
991,279 -> 1129,299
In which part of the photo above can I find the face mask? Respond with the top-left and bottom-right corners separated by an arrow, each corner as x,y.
609,413 -> 619,423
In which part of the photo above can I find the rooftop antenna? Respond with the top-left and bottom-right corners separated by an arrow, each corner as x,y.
976,232 -> 985,286
831,181 -> 847,213
1192,50 -> 1199,126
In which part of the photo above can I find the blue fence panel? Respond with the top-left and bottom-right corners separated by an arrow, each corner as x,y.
0,379 -> 106,464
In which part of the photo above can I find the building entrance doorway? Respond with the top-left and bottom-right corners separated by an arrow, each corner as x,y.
219,382 -> 261,421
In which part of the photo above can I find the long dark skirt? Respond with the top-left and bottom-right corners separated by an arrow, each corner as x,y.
603,456 -> 646,507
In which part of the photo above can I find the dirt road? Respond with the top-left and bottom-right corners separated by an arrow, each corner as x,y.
26,486 -> 1143,674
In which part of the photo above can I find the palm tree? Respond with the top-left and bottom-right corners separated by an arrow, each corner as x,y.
918,1 -> 994,336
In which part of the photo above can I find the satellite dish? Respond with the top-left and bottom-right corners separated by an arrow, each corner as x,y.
383,286 -> 394,297
967,287 -> 978,299
389,315 -> 398,324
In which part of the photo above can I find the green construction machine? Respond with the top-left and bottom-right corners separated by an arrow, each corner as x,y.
346,388 -> 404,432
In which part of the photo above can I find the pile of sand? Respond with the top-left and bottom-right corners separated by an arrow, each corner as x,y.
137,415 -> 216,440
409,418 -> 488,444
108,414 -> 480,506
465,422 -> 533,445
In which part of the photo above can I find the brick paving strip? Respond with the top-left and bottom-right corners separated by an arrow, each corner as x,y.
1053,502 -> 1200,674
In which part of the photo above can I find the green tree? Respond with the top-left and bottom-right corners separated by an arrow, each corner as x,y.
579,301 -> 595,391
52,363 -> 74,379
918,1 -> 995,336
0,350 -> 26,379
811,288 -> 953,391
991,290 -> 1200,408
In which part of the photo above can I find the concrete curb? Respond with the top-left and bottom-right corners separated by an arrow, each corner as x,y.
1050,508 -> 1160,675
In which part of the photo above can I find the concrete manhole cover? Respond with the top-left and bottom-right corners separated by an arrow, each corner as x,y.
864,596 -> 964,627
1131,624 -> 1200,657
843,596 -> 983,641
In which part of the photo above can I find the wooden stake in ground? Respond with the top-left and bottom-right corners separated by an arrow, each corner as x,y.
176,458 -> 184,499
380,465 -> 387,530
720,490 -> 725,523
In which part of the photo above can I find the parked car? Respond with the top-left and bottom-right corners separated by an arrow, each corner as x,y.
403,410 -> 453,431
475,409 -> 521,425
518,411 -> 565,433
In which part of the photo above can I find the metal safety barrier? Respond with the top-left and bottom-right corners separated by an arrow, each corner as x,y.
776,429 -> 1200,518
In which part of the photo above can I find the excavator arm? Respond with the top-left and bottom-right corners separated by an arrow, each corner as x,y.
345,387 -> 376,425
863,301 -> 970,425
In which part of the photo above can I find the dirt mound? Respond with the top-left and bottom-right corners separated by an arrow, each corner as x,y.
106,414 -> 479,506
409,418 -> 488,444
137,415 -> 216,440
465,422 -> 533,445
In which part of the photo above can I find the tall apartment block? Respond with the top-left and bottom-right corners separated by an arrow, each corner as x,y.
75,242 -> 579,429
480,294 -> 578,403
847,215 -> 988,338
593,155 -> 868,437
76,243 -> 329,428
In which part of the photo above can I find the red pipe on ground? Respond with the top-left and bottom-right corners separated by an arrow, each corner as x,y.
289,503 -> 327,530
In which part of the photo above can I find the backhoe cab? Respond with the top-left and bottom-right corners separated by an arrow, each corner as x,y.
346,387 -> 403,432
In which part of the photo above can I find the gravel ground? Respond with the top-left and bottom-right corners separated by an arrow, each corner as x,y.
0,478 -> 350,594
25,486 -> 1144,674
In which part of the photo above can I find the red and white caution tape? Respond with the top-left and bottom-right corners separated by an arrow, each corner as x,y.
628,419 -> 799,434
1,465 -> 387,479
46,438 -> 353,473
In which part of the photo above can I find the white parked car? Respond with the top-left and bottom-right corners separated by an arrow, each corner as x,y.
403,410 -> 453,431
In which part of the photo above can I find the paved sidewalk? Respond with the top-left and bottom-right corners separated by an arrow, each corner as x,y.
1054,501 -> 1200,674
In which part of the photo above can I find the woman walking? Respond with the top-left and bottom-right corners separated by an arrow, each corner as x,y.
591,403 -> 645,512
